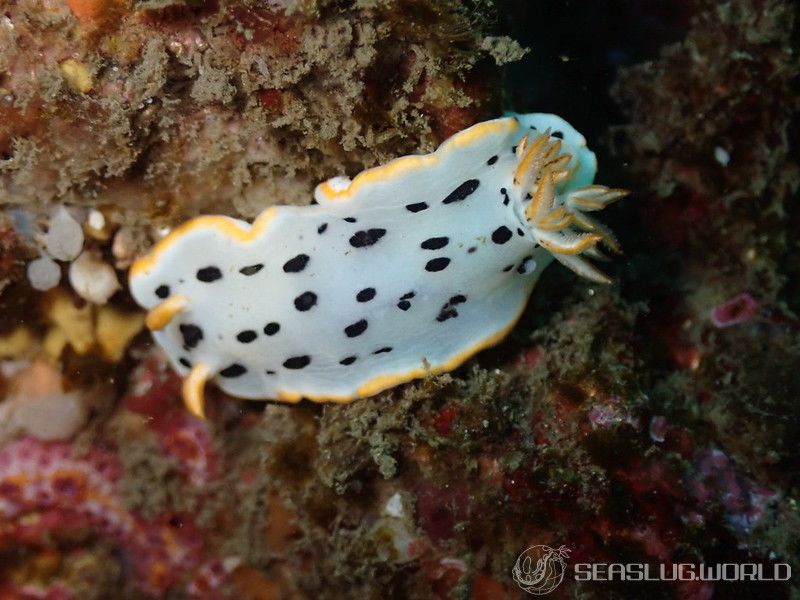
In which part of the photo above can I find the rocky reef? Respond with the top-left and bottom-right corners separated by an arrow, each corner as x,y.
0,0 -> 798,598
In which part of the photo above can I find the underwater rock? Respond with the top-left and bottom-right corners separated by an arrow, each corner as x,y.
0,0 -> 504,221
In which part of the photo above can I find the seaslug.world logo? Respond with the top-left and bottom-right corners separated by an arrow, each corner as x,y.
512,543 -> 792,596
511,545 -> 571,595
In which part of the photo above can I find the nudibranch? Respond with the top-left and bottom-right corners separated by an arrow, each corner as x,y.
129,113 -> 626,418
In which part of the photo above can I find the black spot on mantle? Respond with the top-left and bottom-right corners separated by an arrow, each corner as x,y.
283,355 -> 311,370
356,288 -> 376,302
344,319 -> 368,338
220,363 -> 247,378
283,254 -> 310,273
425,257 -> 451,272
349,228 -> 387,248
179,324 -> 203,349
437,294 -> 467,322
196,266 -> 222,282
442,179 -> 480,204
294,291 -> 318,311
239,264 -> 264,276
491,226 -> 513,245
406,202 -> 429,213
236,330 -> 257,344
397,291 -> 415,311
421,236 -> 449,250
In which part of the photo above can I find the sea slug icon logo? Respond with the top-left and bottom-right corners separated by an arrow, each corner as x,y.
512,544 -> 570,595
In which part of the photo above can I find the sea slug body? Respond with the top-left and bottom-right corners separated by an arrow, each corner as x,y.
129,113 -> 626,417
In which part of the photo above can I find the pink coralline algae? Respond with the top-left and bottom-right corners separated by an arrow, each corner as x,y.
123,352 -> 219,488
711,292 -> 759,328
0,437 -> 226,597
158,414 -> 218,488
0,580 -> 74,600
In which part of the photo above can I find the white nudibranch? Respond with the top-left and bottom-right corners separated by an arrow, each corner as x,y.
129,113 -> 627,418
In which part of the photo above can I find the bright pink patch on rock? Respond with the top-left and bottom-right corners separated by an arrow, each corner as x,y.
711,293 -> 758,328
